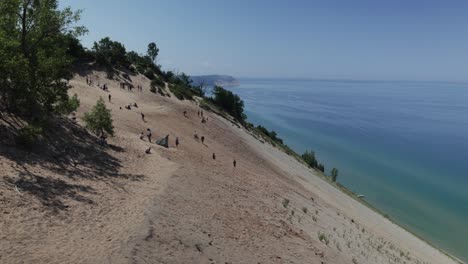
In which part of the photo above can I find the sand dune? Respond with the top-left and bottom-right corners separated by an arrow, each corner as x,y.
0,68 -> 458,264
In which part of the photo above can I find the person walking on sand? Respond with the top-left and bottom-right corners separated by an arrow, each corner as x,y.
233,159 -> 237,168
139,132 -> 145,140
175,137 -> 179,147
141,112 -> 145,122
108,94 -> 111,102
147,128 -> 152,142
201,136 -> 205,144
212,153 -> 216,160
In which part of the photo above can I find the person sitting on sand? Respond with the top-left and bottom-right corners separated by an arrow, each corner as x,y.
201,136 -> 205,144
183,110 -> 187,117
108,94 -> 111,102
233,159 -> 237,168
175,137 -> 179,147
133,102 -> 138,108
201,117 -> 206,123
139,132 -> 145,140
98,134 -> 107,145
145,147 -> 151,154
193,131 -> 199,140
147,128 -> 152,142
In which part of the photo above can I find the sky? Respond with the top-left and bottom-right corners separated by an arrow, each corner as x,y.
61,0 -> 468,81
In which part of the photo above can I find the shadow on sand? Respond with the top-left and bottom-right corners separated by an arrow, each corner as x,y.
0,116 -> 144,213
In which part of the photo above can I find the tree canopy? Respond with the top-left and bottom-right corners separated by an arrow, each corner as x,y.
83,97 -> 114,136
0,0 -> 86,121
212,86 -> 246,122
147,42 -> 159,63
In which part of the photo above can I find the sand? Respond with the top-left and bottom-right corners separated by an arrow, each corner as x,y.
0,66 -> 459,264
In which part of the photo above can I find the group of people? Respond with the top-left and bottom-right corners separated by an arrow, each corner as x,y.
120,82 -> 135,91
87,75 -> 236,167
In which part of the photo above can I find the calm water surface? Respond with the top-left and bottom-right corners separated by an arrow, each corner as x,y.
225,78 -> 468,262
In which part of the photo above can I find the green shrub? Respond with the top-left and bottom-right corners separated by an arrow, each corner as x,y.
144,69 -> 155,80
168,84 -> 194,100
92,37 -> 128,68
83,98 -> 114,136
211,86 -> 245,122
331,168 -> 338,182
302,150 -> 318,168
15,125 -> 43,147
318,233 -> 329,245
55,94 -> 80,115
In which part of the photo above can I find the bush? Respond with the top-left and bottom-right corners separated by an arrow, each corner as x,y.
257,125 -> 283,144
144,69 -> 155,80
318,233 -> 329,245
168,84 -> 194,100
15,125 -> 43,147
55,94 -> 80,115
302,150 -> 318,168
83,98 -> 114,136
331,168 -> 338,182
211,86 -> 245,122
92,37 -> 128,68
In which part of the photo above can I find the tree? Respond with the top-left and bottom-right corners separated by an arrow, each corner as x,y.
0,0 -> 86,121
83,98 -> 114,136
147,42 -> 159,63
212,86 -> 245,122
302,150 -> 318,168
92,37 -> 128,67
331,168 -> 338,182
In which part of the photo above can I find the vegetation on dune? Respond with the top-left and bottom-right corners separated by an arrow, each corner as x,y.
0,0 -> 86,123
210,86 -> 246,122
302,150 -> 325,173
331,167 -> 338,182
83,97 -> 114,136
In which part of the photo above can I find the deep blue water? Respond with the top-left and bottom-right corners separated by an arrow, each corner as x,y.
226,78 -> 468,262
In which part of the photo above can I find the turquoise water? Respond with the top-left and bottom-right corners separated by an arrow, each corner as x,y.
226,79 -> 468,262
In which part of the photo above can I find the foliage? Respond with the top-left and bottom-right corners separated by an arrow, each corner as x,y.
15,124 -> 43,147
92,37 -> 128,68
147,42 -> 159,63
302,150 -> 318,168
317,163 -> 325,173
144,68 -> 155,80
331,168 -> 338,182
168,84 -> 194,100
257,125 -> 283,144
55,94 -> 80,115
0,0 -> 86,121
302,150 -> 326,173
83,98 -> 114,136
211,86 -> 246,122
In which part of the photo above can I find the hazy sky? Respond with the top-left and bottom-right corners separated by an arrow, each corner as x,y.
61,0 -> 468,81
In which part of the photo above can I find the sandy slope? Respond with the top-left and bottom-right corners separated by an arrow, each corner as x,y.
0,67 -> 458,264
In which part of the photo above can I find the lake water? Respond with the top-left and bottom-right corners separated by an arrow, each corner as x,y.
225,78 -> 468,262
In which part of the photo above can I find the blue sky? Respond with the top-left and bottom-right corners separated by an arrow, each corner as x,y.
61,0 -> 468,81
